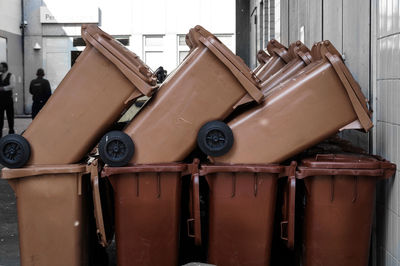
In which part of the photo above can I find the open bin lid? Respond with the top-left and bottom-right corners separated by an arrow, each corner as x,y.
266,39 -> 291,63
1,164 -> 88,179
101,163 -> 189,177
297,154 -> 396,179
187,25 -> 264,103
313,42 -> 372,132
199,163 -> 286,175
82,25 -> 157,96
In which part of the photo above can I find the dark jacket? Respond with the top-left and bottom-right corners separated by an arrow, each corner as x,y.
0,73 -> 12,99
29,77 -> 51,102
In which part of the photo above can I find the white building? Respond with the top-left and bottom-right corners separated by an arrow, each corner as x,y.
0,1 -> 24,115
20,0 -> 235,114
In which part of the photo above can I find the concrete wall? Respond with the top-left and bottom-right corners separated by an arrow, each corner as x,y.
129,0 -> 236,72
236,0 -> 250,65
374,0 -> 400,264
0,2 -> 24,115
0,1 -> 23,35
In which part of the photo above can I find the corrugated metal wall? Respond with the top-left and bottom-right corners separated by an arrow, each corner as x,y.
248,0 -> 371,150
374,0 -> 400,264
243,0 -> 400,265
281,0 -> 371,152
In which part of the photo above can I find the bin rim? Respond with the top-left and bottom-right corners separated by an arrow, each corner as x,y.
81,25 -> 157,96
311,40 -> 343,61
302,153 -> 383,168
257,49 -> 271,64
296,153 -> 396,179
199,163 -> 286,176
101,163 -> 188,177
1,164 -> 88,180
266,39 -> 291,63
289,40 -> 313,64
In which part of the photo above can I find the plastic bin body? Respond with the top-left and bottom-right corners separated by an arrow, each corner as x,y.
200,164 -> 285,266
213,44 -> 372,164
235,41 -> 312,108
102,164 -> 188,266
1,165 -> 90,266
254,40 -> 290,82
123,25 -> 263,164
23,25 -> 156,165
296,154 -> 396,266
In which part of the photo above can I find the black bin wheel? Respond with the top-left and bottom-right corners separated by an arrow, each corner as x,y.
99,131 -> 135,167
0,134 -> 31,168
197,121 -> 234,157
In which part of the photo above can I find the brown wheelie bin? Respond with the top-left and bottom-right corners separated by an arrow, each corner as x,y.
188,163 -> 295,266
98,25 -> 264,166
295,154 -> 396,266
211,41 -> 373,164
234,40 -> 313,108
0,24 -> 156,168
253,39 -> 291,82
1,164 -> 97,266
101,163 -> 191,266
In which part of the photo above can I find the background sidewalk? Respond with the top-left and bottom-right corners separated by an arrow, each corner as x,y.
0,118 -> 31,266
1,118 -> 32,138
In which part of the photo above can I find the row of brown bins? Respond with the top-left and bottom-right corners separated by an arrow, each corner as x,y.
0,24 -> 395,266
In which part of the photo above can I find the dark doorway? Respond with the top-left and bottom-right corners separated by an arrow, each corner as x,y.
71,51 -> 82,67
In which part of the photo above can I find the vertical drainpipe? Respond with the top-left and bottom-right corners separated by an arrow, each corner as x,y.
21,0 -> 27,115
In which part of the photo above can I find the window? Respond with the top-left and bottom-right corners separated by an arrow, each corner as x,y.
215,34 -> 234,51
0,37 -> 7,62
274,0 -> 281,42
73,37 -> 130,47
177,34 -> 190,65
143,35 -> 164,71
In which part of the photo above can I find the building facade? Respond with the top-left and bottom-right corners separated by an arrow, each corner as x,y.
0,1 -> 24,116
21,0 -> 235,115
238,0 -> 399,265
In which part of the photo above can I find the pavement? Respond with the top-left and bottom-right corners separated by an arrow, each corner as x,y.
0,118 -> 31,266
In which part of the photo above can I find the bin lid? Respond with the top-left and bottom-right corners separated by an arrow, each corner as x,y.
301,154 -> 384,169
256,49 -> 271,64
1,164 -> 88,179
318,43 -> 372,131
266,39 -> 291,63
288,41 -> 312,64
82,25 -> 157,96
187,25 -> 264,103
102,163 -> 188,177
311,40 -> 343,61
200,163 -> 286,175
297,154 -> 396,179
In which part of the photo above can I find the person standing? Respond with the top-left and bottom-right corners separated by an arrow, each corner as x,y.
0,62 -> 15,138
29,68 -> 51,119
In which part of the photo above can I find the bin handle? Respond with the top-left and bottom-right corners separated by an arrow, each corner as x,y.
272,47 -> 291,63
82,29 -> 155,97
256,49 -> 271,65
89,159 -> 109,247
296,50 -> 312,65
325,53 -> 372,131
280,174 -> 296,249
96,35 -> 156,84
187,160 -> 202,246
198,36 -> 264,103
